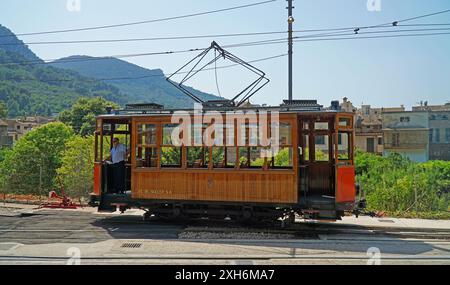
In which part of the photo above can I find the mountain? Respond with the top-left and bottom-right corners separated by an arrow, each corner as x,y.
0,24 -> 42,62
0,49 -> 125,117
0,24 -> 220,117
50,56 -> 220,108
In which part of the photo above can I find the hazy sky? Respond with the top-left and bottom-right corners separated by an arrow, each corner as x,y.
1,0 -> 449,109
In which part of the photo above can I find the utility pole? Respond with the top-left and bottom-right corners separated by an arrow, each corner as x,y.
287,0 -> 294,101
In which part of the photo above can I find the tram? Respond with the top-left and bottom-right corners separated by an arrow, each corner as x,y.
92,41 -> 361,222
92,100 -> 360,221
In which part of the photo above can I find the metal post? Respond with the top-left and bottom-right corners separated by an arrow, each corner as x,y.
39,155 -> 43,201
287,0 -> 294,101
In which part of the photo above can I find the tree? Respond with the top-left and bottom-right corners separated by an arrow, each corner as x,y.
57,135 -> 94,199
355,152 -> 450,213
0,122 -> 73,195
0,101 -> 7,118
0,148 -> 13,197
58,97 -> 119,136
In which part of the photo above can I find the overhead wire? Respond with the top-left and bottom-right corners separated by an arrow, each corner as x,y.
0,9 -> 449,67
1,27 -> 450,67
0,6 -> 447,46
0,53 -> 288,83
0,23 -> 448,47
0,0 -> 278,38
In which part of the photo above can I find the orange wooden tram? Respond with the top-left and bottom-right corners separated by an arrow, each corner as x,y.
92,100 -> 361,221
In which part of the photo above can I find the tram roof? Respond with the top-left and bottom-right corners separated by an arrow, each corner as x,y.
97,101 -> 352,119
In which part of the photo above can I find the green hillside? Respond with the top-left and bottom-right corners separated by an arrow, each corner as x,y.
50,56 -> 220,108
0,50 -> 125,117
0,23 -> 220,117
0,24 -> 42,62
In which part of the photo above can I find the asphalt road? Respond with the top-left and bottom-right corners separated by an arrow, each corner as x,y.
0,207 -> 449,265
0,209 -> 183,244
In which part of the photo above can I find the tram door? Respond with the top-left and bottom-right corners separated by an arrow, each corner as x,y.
298,115 -> 336,203
334,114 -> 356,204
95,119 -> 132,196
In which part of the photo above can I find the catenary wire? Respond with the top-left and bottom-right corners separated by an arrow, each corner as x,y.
0,0 -> 278,38
0,54 -> 288,83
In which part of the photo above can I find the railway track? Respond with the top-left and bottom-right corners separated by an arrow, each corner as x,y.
137,216 -> 450,240
180,226 -> 450,240
1,209 -> 449,243
1,223 -> 449,241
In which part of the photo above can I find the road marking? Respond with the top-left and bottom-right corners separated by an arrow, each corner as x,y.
0,243 -> 22,251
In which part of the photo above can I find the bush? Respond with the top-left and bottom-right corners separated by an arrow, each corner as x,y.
356,152 -> 450,214
0,122 -> 74,195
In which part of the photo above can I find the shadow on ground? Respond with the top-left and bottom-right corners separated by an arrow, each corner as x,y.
0,209 -> 441,256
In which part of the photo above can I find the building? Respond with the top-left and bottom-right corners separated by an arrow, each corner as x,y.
412,102 -> 450,161
339,98 -> 449,161
4,116 -> 55,147
382,111 -> 430,162
7,119 -> 35,142
427,111 -> 450,160
355,105 -> 384,155
412,102 -> 450,112
340,98 -> 404,155
0,119 -> 13,148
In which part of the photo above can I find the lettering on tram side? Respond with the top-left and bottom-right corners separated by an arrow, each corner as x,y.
143,189 -> 173,195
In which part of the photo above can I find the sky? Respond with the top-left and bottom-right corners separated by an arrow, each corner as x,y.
0,0 -> 449,109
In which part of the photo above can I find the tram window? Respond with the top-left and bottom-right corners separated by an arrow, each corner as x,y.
303,135 -> 310,161
238,147 -> 249,168
267,147 -> 293,169
138,124 -> 157,145
115,124 -> 129,131
315,135 -> 330,161
225,124 -> 235,146
314,122 -> 329,130
238,123 -> 258,146
163,124 -> 181,145
212,147 -> 236,168
212,146 -> 236,168
315,135 -> 325,145
187,147 -> 209,168
136,147 -> 158,168
192,124 -> 208,146
160,147 -> 182,167
210,124 -> 224,146
338,132 -> 351,160
238,147 -> 264,168
103,123 -> 112,132
271,122 -> 291,145
212,147 -> 225,168
226,147 -> 237,168
102,137 -> 112,159
249,123 -> 258,146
